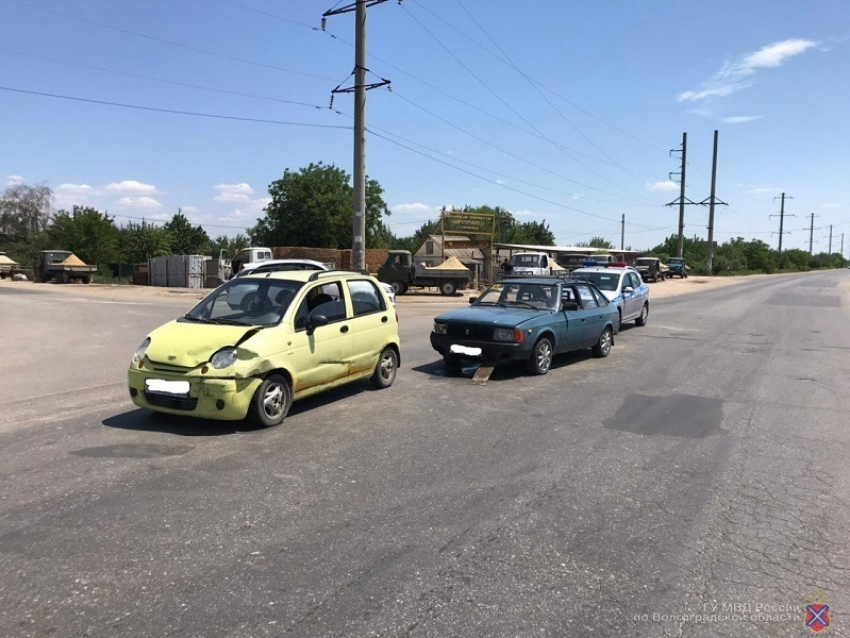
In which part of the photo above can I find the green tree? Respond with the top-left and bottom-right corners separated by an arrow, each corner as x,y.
119,221 -> 173,264
0,181 -> 52,240
250,162 -> 391,249
45,206 -> 120,266
162,211 -> 210,255
577,236 -> 614,249
209,233 -> 250,257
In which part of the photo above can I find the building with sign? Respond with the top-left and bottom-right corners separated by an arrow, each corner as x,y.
414,235 -> 485,283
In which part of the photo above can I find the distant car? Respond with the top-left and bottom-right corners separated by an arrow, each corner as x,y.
570,267 -> 650,328
430,277 -> 618,375
665,257 -> 689,279
236,259 -> 395,303
633,257 -> 668,283
128,270 -> 400,427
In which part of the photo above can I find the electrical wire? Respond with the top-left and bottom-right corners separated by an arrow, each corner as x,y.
0,48 -> 327,111
0,86 -> 350,129
399,2 -> 660,205
2,0 -> 335,82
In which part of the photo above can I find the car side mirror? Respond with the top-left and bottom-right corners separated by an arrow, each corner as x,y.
561,301 -> 579,312
469,296 -> 477,304
306,313 -> 329,335
623,286 -> 634,293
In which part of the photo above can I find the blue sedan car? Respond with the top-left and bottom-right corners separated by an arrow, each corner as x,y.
430,277 -> 619,375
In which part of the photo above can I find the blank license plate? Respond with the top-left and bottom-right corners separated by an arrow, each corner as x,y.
145,379 -> 191,396
450,344 -> 482,356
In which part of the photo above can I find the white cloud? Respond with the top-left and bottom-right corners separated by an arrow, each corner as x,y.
115,196 -> 163,210
213,183 -> 255,202
511,209 -> 535,217
677,38 -> 818,102
391,202 -> 434,214
5,175 -> 24,186
105,180 -> 160,194
649,181 -> 679,192
819,202 -> 840,209
180,206 -> 199,214
56,183 -> 95,197
722,115 -> 764,124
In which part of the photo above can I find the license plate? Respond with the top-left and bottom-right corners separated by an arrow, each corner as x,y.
450,344 -> 482,357
145,379 -> 191,396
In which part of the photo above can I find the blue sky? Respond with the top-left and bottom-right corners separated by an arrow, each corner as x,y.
1,0 -> 848,252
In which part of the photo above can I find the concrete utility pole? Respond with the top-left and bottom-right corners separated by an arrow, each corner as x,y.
323,0 -> 391,272
665,132 -> 697,258
770,192 -> 794,254
841,233 -> 845,259
805,213 -> 818,255
827,225 -> 833,255
701,130 -> 726,275
620,214 -> 625,251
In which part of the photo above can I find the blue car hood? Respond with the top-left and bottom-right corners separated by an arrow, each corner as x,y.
435,305 -> 549,326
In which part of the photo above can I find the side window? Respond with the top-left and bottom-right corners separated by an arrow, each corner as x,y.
294,282 -> 347,330
426,240 -> 435,255
541,255 -> 548,268
577,285 -> 598,309
591,287 -> 609,306
348,280 -> 385,316
629,272 -> 642,288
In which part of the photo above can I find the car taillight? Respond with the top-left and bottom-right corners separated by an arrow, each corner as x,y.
513,329 -> 525,343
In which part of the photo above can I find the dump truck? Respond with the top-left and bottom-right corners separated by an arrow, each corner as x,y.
34,251 -> 97,283
0,252 -> 22,279
377,250 -> 471,295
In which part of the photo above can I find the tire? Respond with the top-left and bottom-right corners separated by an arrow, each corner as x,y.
248,374 -> 292,428
440,281 -> 456,296
390,280 -> 405,295
635,303 -> 649,327
370,347 -> 398,389
525,337 -> 553,376
592,327 -> 613,358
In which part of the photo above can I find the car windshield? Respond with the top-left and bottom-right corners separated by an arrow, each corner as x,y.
635,259 -> 653,266
667,258 -> 684,264
512,255 -> 541,266
185,279 -> 304,327
476,282 -> 558,309
573,272 -> 620,291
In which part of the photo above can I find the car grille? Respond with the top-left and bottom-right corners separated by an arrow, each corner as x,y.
147,360 -> 193,374
145,392 -> 198,411
447,323 -> 493,340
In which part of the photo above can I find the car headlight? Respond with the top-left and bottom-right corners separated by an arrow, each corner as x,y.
210,347 -> 238,370
433,322 -> 447,334
493,328 -> 514,341
133,338 -> 150,364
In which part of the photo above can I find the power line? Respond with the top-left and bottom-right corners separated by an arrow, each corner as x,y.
3,0 -> 335,82
451,0 -> 651,189
0,86 -> 349,129
399,2 -> 659,205
368,128 -> 671,228
0,48 -> 327,111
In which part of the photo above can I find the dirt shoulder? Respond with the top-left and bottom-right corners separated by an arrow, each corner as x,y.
0,271 -> 818,305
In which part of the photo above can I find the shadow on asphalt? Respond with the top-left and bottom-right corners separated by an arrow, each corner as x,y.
412,348 -> 595,382
102,382 -> 377,436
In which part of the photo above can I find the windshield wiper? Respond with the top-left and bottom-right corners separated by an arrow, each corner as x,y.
182,314 -> 215,324
508,301 -> 539,309
209,317 -> 250,326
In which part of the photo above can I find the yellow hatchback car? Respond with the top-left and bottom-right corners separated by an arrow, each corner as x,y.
128,270 -> 400,427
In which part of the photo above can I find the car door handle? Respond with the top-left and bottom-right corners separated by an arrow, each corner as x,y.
581,318 -> 587,323
340,325 -> 349,333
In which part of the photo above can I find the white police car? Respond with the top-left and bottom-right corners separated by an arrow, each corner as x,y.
570,266 -> 649,328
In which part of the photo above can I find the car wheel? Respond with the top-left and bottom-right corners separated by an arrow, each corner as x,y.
370,347 -> 398,389
390,280 -> 405,295
440,281 -> 456,296
592,327 -> 613,358
249,374 -> 292,428
636,303 -> 649,326
525,337 -> 553,376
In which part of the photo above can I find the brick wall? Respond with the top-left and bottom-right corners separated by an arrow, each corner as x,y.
271,247 -> 388,274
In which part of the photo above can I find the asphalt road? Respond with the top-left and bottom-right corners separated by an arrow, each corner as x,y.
1,271 -> 849,638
